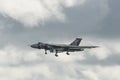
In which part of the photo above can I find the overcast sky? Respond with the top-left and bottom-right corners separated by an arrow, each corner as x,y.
0,0 -> 120,80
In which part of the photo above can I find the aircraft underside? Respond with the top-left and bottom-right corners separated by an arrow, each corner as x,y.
30,38 -> 98,57
44,48 -> 84,57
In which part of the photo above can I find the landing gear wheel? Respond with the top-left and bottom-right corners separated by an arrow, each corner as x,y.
55,54 -> 58,57
66,52 -> 70,55
66,51 -> 70,55
55,50 -> 58,57
45,52 -> 47,54
45,50 -> 47,54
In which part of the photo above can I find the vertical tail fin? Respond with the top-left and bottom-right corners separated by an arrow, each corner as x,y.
70,38 -> 82,46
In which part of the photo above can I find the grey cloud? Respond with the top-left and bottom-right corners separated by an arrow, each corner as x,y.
0,0 -> 86,27
0,0 -> 119,41
96,0 -> 120,38
0,42 -> 119,80
77,53 -> 120,66
41,0 -> 120,38
0,0 -> 119,47
0,0 -> 120,80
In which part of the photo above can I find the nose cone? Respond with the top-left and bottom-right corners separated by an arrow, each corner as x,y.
31,44 -> 38,48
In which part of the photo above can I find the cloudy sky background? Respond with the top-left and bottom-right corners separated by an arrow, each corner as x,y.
0,0 -> 120,80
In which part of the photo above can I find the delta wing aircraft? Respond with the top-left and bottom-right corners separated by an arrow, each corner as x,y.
30,38 -> 98,57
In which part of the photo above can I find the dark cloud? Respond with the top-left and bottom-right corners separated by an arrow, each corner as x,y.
96,0 -> 120,38
0,0 -> 120,80
0,0 -> 119,47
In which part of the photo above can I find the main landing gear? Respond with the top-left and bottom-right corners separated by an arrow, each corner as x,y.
44,49 -> 58,57
44,49 -> 70,57
45,49 -> 47,54
55,50 -> 58,57
66,51 -> 70,55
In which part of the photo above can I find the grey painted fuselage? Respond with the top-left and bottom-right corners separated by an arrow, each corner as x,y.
31,38 -> 98,57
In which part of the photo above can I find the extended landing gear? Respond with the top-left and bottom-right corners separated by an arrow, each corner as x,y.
55,53 -> 58,57
45,49 -> 47,54
55,50 -> 58,57
66,51 -> 70,55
